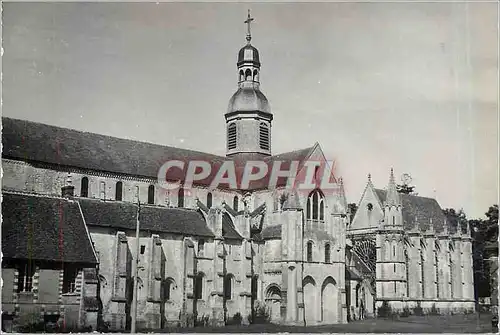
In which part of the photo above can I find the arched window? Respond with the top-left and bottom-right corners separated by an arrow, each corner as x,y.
393,245 -> 396,257
307,241 -> 313,262
233,196 -> 239,212
80,177 -> 89,197
307,189 -> 325,221
115,181 -> 123,201
164,278 -> 176,301
227,123 -> 237,150
239,70 -> 244,82
198,239 -> 205,255
207,192 -> 212,209
259,123 -> 270,150
178,187 -> 184,208
320,201 -> 325,220
393,216 -> 395,225
148,185 -> 155,204
245,69 -> 252,81
253,69 -> 259,82
194,273 -> 204,300
224,274 -> 234,300
325,243 -> 331,263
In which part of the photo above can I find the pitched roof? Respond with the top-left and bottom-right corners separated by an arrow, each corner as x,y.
1,192 -> 97,264
195,199 -> 242,239
262,225 -> 282,240
2,117 -> 317,191
222,212 -> 243,240
78,198 -> 214,237
374,189 -> 451,233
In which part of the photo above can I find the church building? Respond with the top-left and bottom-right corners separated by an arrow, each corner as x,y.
1,12 -> 474,332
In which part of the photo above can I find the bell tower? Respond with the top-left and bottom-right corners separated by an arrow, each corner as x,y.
225,10 -> 273,157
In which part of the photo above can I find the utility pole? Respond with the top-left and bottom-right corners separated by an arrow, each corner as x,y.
131,195 -> 141,333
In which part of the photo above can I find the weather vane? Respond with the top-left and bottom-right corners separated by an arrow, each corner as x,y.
401,173 -> 412,186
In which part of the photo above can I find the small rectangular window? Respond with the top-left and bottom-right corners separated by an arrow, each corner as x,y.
17,263 -> 35,293
140,245 -> 146,254
63,266 -> 79,294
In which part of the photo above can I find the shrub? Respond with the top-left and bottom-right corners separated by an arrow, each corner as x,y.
197,314 -> 210,327
252,301 -> 271,324
227,312 -> 242,326
401,305 -> 411,317
429,304 -> 440,316
412,302 -> 424,316
377,301 -> 393,318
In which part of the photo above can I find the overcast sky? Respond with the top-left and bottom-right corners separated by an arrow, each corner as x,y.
2,2 -> 498,218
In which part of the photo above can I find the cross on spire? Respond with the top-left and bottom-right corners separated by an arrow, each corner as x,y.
244,9 -> 254,43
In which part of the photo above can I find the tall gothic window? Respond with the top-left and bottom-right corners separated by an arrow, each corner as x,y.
259,123 -> 270,150
148,185 -> 155,204
228,123 -> 237,150
224,274 -> 234,300
307,241 -> 313,262
306,189 -> 325,220
80,177 -> 89,197
325,243 -> 331,263
115,181 -> 123,201
405,250 -> 410,297
420,242 -> 425,297
233,196 -> 239,212
178,187 -> 184,208
207,192 -> 213,209
194,273 -> 204,300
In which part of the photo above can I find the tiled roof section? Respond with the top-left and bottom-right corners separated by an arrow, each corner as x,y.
222,212 -> 243,240
2,117 -> 227,183
2,117 -> 317,191
345,268 -> 362,281
262,225 -> 282,240
78,198 -> 214,237
1,192 -> 97,264
375,189 -> 449,233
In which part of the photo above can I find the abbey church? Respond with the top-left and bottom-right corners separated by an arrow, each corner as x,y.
1,12 -> 475,331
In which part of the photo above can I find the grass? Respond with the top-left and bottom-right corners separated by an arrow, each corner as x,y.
157,312 -> 493,333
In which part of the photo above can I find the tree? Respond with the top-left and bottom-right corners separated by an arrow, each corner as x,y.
396,184 -> 415,195
469,205 -> 499,299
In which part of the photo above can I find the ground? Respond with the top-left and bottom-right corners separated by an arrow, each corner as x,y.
158,313 -> 493,333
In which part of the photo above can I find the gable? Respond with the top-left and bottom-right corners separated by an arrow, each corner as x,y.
349,183 -> 384,232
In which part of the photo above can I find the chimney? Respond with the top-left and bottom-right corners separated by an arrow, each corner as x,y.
61,172 -> 75,198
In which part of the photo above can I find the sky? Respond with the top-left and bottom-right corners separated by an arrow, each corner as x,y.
2,2 -> 498,219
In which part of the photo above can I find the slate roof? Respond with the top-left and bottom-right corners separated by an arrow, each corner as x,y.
195,199 -> 242,239
374,189 -> 452,233
78,198 -> 214,237
1,192 -> 97,264
262,225 -> 282,240
222,212 -> 243,240
2,117 -> 317,191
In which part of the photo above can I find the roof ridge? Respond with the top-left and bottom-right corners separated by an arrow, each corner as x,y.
2,116 -> 228,160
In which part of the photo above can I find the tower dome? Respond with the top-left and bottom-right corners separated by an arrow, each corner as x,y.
227,86 -> 270,115
238,44 -> 260,67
